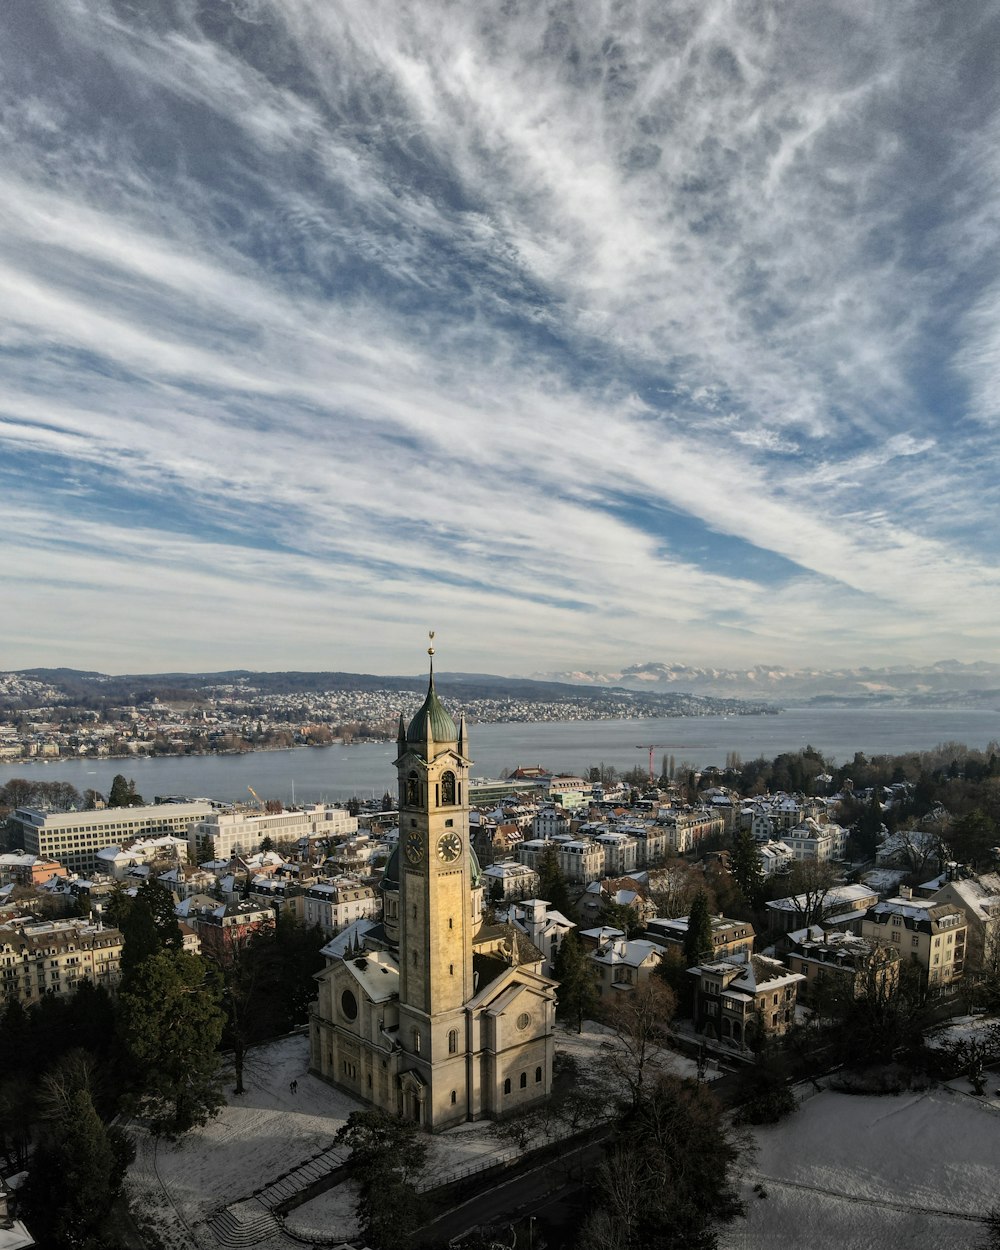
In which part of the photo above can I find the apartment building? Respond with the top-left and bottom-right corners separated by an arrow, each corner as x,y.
0,918 -> 123,1003
785,931 -> 900,1005
298,879 -> 381,936
647,914 -> 755,962
861,889 -> 967,992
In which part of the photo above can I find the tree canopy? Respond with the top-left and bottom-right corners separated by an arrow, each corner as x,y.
683,891 -> 715,967
118,949 -> 225,1136
553,929 -> 600,1033
107,774 -> 144,808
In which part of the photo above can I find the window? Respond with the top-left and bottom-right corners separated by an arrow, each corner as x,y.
892,916 -> 902,927
504,1078 -> 511,1095
448,1029 -> 458,1054
912,936 -> 919,948
413,1028 -> 421,1054
520,1072 -> 527,1089
535,1066 -> 542,1083
441,772 -> 456,805
450,1090 -> 457,1105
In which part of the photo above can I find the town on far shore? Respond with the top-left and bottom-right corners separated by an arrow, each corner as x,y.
0,667 -> 776,763
1,691 -> 999,1250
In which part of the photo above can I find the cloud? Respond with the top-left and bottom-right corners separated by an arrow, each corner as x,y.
1,0 -> 999,674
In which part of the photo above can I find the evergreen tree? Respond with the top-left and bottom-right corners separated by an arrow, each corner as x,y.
730,831 -> 764,909
553,930 -> 599,1033
107,774 -> 143,808
336,1109 -> 429,1250
537,843 -> 572,915
119,899 -> 161,986
118,950 -> 225,1136
683,890 -> 714,967
21,1086 -> 124,1249
137,877 -> 183,950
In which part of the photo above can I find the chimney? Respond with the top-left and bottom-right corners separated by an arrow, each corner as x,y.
899,885 -> 912,900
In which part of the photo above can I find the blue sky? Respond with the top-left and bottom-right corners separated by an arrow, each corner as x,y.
3,0 -> 1000,676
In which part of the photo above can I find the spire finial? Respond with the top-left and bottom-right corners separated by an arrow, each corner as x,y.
427,631 -> 436,686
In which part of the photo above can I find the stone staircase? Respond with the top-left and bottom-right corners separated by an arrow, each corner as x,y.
207,1142 -> 352,1247
208,1199 -> 283,1247
253,1142 -> 350,1210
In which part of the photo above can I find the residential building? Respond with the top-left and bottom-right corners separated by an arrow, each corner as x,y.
590,937 -> 665,1001
766,883 -> 879,936
861,889 -> 967,993
186,902 -> 275,965
482,861 -> 540,901
298,879 -> 381,936
0,854 -> 68,888
94,835 -> 188,880
784,930 -> 900,1004
657,808 -> 725,854
0,918 -> 123,1003
556,839 -> 605,884
647,914 -> 755,962
496,898 -> 575,976
782,818 -> 847,862
929,872 -> 1000,973
691,953 -> 805,1047
594,831 -> 639,877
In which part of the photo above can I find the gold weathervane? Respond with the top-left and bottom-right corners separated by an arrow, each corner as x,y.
428,630 -> 435,658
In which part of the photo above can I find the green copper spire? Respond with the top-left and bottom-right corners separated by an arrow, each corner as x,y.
406,632 -> 457,745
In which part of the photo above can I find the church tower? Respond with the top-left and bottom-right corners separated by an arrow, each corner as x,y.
394,636 -> 475,1126
309,637 -> 557,1131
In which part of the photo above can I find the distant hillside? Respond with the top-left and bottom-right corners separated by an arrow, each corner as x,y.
9,667 -> 777,716
530,660 -> 1000,706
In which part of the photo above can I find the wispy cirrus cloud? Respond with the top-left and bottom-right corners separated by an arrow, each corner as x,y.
1,0 -> 999,674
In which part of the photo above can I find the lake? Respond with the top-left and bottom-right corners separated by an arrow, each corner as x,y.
3,705 -> 999,805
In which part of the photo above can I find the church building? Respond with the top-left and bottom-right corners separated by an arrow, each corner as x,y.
309,646 -> 558,1130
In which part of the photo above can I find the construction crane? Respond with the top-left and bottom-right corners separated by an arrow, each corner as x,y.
635,744 -> 669,784
247,785 -> 263,808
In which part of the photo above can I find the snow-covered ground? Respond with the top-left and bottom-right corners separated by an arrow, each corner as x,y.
722,1085 -> 1000,1250
126,1026 -> 1000,1250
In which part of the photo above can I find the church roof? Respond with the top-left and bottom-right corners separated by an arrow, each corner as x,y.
405,667 -> 457,745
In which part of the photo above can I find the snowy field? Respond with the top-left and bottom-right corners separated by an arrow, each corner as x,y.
722,1084 -> 1000,1250
125,1027 -> 1000,1250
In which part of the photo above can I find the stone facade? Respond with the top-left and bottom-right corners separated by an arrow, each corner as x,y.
310,659 -> 556,1131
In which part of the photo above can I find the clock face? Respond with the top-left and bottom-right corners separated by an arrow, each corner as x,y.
436,832 -> 462,863
404,831 -> 423,864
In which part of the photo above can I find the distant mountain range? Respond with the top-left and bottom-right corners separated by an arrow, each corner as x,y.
8,661 -> 1000,712
528,660 -> 1000,707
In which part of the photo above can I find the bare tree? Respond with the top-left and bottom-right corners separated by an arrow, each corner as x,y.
785,860 -> 841,928
601,978 -> 676,1109
647,860 -> 704,918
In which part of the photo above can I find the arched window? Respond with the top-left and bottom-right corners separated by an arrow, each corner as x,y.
503,1078 -> 511,1095
412,1028 -> 421,1054
519,1072 -> 527,1089
441,771 -> 456,805
405,771 -> 418,805
450,1090 -> 457,1105
448,1029 -> 458,1054
535,1066 -> 542,1083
